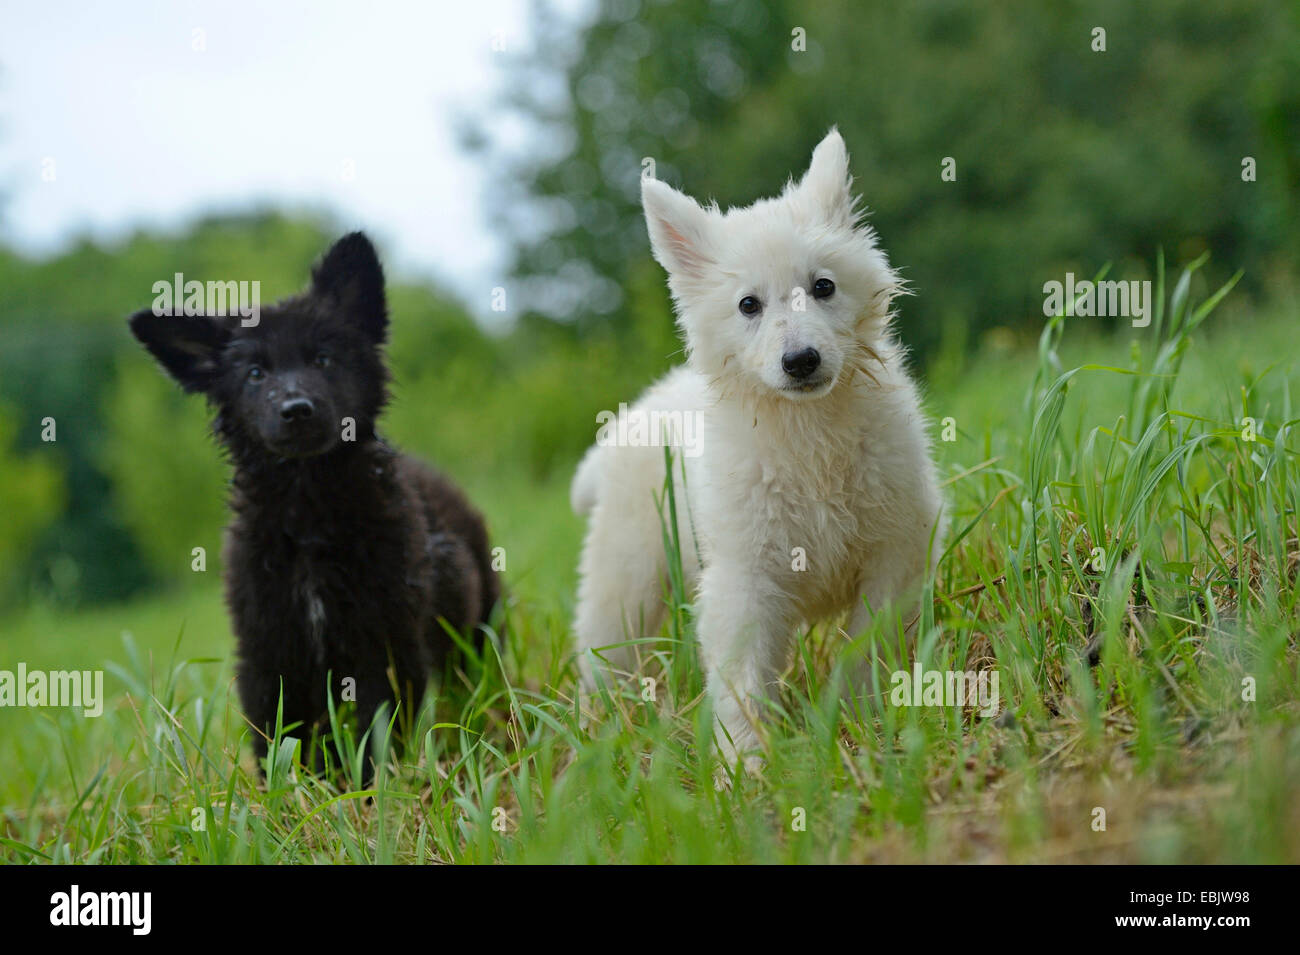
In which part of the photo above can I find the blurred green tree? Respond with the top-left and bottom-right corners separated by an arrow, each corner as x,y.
0,403 -> 62,603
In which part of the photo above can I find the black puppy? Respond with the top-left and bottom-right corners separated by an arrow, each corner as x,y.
129,232 -> 498,772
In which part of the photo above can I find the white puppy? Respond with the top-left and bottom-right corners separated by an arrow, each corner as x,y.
571,128 -> 946,769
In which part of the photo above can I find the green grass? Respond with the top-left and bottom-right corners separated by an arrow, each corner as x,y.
2,258 -> 1297,863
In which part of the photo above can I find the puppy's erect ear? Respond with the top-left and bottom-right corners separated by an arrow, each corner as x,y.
642,177 -> 715,279
311,232 -> 388,343
796,127 -> 856,227
129,309 -> 232,394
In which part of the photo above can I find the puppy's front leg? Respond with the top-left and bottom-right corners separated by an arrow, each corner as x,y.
696,560 -> 794,774
846,558 -> 926,704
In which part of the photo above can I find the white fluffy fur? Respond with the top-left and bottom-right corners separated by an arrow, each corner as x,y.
571,129 -> 946,768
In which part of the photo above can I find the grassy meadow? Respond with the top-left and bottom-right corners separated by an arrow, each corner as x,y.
2,258 -> 1298,864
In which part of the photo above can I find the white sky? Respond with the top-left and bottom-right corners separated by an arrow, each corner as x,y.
0,0 -> 576,319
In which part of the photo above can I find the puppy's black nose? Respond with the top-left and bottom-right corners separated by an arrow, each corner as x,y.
782,347 -> 821,380
280,397 -> 315,421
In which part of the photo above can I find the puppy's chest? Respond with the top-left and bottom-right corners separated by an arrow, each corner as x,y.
766,461 -> 868,551
229,522 -> 408,662
274,536 -> 356,663
707,434 -> 883,587
291,551 -> 333,662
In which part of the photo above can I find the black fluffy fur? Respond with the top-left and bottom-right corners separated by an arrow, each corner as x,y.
128,232 -> 498,772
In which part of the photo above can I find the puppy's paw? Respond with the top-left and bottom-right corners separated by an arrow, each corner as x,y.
576,698 -> 598,734
713,765 -> 733,792
712,753 -> 766,791
571,682 -> 599,733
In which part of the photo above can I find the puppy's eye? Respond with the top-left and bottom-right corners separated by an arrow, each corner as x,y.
738,296 -> 762,317
248,366 -> 264,382
314,351 -> 331,369
813,278 -> 835,299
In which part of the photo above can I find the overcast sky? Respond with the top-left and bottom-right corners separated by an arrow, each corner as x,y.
0,0 -> 577,318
